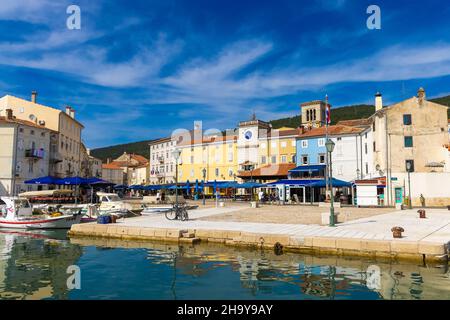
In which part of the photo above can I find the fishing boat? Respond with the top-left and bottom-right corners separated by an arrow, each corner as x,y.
96,192 -> 129,217
0,197 -> 82,229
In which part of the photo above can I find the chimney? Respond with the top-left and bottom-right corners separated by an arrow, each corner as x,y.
70,108 -> 75,119
107,158 -> 111,164
375,92 -> 383,111
6,109 -> 13,120
418,87 -> 426,100
65,106 -> 71,116
31,91 -> 37,103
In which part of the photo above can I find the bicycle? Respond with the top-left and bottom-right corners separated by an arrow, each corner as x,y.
165,203 -> 189,221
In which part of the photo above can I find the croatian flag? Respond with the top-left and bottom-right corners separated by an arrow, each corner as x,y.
325,95 -> 331,125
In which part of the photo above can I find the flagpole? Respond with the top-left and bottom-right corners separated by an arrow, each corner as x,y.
325,94 -> 329,202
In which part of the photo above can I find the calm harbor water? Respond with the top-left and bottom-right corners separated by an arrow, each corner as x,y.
0,230 -> 449,300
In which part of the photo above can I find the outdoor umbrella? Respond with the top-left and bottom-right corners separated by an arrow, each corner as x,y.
24,176 -> 58,184
186,180 -> 191,196
194,179 -> 199,200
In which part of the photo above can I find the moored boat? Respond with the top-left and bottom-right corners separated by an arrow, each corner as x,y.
0,197 -> 82,229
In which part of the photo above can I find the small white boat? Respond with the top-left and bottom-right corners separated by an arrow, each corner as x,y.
140,206 -> 173,215
0,197 -> 82,229
97,192 -> 130,218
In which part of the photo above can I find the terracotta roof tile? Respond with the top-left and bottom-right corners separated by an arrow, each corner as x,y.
298,125 -> 363,138
102,162 -> 123,170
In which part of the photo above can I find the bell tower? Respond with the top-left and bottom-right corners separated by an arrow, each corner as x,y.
300,100 -> 329,129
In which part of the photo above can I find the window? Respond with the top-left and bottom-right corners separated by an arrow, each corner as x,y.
373,142 -> 376,152
365,163 -> 368,174
215,168 -> 219,177
405,160 -> 415,172
337,137 -> 342,141
228,152 -> 233,162
261,156 -> 267,164
319,154 -> 326,164
30,130 -> 34,135
281,155 -> 287,163
404,136 -> 413,148
291,155 -> 296,163
261,142 -> 266,149
403,114 -> 412,125
271,155 -> 277,164
291,140 -> 296,147
372,122 -> 376,132
301,140 -> 308,148
271,141 -> 277,148
190,156 -> 194,164
365,143 -> 368,154
281,141 -> 287,148
302,155 -> 308,165
318,138 -> 325,147
190,169 -> 194,177
19,128 -> 24,133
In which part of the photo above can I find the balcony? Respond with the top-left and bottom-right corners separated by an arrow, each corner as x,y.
25,148 -> 45,159
50,151 -> 63,163
158,156 -> 165,163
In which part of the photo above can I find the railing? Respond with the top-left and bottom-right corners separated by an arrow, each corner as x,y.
25,148 -> 45,159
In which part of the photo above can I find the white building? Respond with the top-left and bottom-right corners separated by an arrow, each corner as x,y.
149,137 -> 177,184
0,109 -> 52,196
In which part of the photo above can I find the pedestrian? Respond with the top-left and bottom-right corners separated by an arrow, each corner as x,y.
420,194 -> 425,207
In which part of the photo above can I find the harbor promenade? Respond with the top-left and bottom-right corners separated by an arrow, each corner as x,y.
69,206 -> 450,264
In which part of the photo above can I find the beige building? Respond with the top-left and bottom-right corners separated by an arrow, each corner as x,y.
129,164 -> 149,185
101,152 -> 148,185
80,144 -> 102,178
0,109 -> 52,196
101,162 -> 124,185
0,92 -> 84,178
368,88 -> 449,206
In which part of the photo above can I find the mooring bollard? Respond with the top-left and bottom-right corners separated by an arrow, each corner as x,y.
391,226 -> 404,238
274,242 -> 283,255
418,209 -> 426,219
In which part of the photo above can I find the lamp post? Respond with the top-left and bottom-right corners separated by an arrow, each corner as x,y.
202,168 -> 206,205
172,149 -> 181,208
406,161 -> 412,209
325,139 -> 336,227
309,169 -> 313,205
233,173 -> 237,201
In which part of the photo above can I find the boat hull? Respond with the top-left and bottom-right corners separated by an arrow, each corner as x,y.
0,214 -> 82,229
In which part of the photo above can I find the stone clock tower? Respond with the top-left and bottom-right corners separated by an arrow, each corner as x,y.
237,114 -> 271,170
300,100 -> 329,129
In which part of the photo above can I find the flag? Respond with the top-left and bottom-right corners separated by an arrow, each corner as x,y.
325,95 -> 331,125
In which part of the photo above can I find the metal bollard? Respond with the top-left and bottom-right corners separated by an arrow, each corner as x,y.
418,209 -> 426,219
391,226 -> 404,238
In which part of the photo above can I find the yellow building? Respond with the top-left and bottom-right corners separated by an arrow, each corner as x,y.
177,133 -> 239,183
0,92 -> 84,178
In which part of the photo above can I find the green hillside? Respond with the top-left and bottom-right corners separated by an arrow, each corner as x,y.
90,140 -> 155,161
91,95 -> 450,162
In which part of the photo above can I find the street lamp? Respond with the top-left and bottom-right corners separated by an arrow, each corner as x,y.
233,173 -> 237,201
325,139 -> 336,227
172,149 -> 181,208
202,168 -> 206,205
406,161 -> 412,209
309,169 -> 313,205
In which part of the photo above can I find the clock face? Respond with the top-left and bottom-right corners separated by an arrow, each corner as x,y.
244,130 -> 252,140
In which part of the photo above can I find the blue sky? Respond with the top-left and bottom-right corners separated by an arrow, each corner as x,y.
1,0 -> 450,148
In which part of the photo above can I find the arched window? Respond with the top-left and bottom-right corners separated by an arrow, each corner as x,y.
313,109 -> 316,120
306,110 -> 310,121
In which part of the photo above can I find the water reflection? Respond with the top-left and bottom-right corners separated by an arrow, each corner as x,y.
0,231 -> 449,300
0,230 -> 82,300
